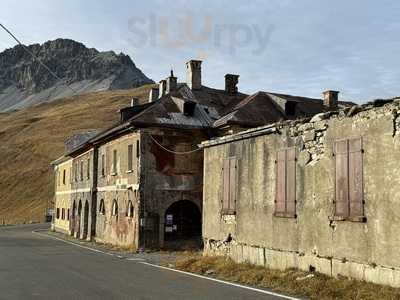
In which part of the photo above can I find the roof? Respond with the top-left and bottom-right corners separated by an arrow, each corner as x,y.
213,91 -> 355,128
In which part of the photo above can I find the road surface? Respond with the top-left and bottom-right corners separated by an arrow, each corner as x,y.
0,224 -> 294,300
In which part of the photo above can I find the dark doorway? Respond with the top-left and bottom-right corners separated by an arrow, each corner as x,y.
71,201 -> 76,235
164,200 -> 201,243
83,201 -> 89,239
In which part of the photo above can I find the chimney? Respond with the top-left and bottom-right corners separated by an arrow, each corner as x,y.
186,60 -> 202,90
225,74 -> 239,94
166,70 -> 177,94
323,90 -> 339,109
148,88 -> 159,102
158,80 -> 166,98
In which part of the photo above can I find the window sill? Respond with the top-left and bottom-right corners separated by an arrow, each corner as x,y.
329,215 -> 367,223
273,212 -> 297,219
221,210 -> 236,216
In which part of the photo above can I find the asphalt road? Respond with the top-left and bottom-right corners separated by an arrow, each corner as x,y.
0,224 -> 294,300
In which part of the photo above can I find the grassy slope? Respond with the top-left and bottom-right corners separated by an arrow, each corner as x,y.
0,85 -> 153,224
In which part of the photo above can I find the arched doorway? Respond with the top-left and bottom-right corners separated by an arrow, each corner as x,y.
164,200 -> 201,242
76,200 -> 82,238
83,201 -> 89,239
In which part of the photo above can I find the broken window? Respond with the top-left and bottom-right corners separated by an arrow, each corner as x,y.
222,157 -> 238,214
62,169 -> 66,185
87,158 -> 90,179
334,138 -> 365,221
136,140 -> 140,158
99,199 -> 105,215
80,161 -> 84,181
101,154 -> 105,177
126,201 -> 134,218
275,147 -> 297,218
112,150 -> 117,174
128,144 -> 133,171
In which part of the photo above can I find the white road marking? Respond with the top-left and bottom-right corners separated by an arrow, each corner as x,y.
139,262 -> 301,300
32,230 -> 301,300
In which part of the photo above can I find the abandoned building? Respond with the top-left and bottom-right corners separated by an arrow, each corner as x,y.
52,59 -> 347,250
200,97 -> 400,287
51,156 -> 73,234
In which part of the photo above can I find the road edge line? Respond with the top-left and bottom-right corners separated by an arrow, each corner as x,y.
139,261 -> 301,300
32,230 -> 115,257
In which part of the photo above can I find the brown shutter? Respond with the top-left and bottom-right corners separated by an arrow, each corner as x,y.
229,158 -> 237,212
286,148 -> 296,216
275,150 -> 286,214
335,140 -> 350,217
348,138 -> 364,217
223,159 -> 230,211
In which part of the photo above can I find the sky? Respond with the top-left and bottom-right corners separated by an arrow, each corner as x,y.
1,0 -> 400,103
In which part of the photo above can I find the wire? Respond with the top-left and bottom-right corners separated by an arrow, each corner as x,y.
0,22 -> 78,94
148,134 -> 202,155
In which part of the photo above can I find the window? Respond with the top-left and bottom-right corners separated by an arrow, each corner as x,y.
87,158 -> 90,179
112,150 -> 117,174
101,154 -> 105,177
136,140 -> 140,158
126,201 -> 134,218
112,199 -> 118,218
67,209 -> 70,220
222,157 -> 238,214
61,208 -> 65,220
128,144 -> 133,171
56,208 -> 60,219
62,169 -> 66,185
74,163 -> 78,182
80,161 -> 84,181
334,138 -> 365,221
99,199 -> 105,215
275,148 -> 296,218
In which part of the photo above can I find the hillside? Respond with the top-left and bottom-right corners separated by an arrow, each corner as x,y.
0,84 -> 154,224
0,39 -> 153,112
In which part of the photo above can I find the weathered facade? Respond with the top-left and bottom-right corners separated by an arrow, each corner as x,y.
201,98 -> 400,287
53,59 -> 344,250
51,156 -> 73,234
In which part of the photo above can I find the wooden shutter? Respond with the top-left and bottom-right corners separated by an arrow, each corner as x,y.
335,140 -> 350,217
229,158 -> 237,212
348,138 -> 363,217
275,150 -> 286,214
286,148 -> 296,216
223,159 -> 230,212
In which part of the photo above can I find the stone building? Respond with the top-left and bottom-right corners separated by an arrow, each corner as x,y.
51,156 -> 73,234
53,59 -> 343,250
200,97 -> 400,287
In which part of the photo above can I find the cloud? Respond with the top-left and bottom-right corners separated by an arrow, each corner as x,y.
1,0 -> 400,102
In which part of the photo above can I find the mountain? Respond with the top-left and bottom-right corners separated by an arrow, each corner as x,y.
0,84 -> 154,224
0,39 -> 153,112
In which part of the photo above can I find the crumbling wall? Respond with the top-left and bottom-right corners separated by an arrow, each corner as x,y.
203,99 -> 400,287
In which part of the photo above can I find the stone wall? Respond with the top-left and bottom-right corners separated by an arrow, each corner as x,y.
202,99 -> 400,287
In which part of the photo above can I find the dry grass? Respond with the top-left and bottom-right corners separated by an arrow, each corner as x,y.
0,85 -> 155,224
175,256 -> 400,300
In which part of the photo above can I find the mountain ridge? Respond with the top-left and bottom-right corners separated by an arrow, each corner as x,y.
0,38 -> 153,111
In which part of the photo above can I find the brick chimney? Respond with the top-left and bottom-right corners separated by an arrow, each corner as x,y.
166,70 -> 177,94
186,60 -> 202,90
323,90 -> 339,109
225,74 -> 239,94
148,88 -> 159,102
158,80 -> 166,98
